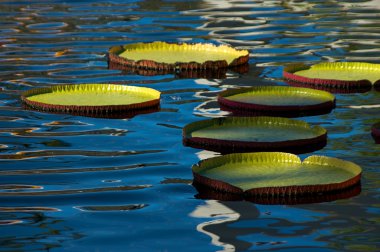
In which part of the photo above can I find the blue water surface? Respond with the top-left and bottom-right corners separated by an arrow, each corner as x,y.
0,0 -> 379,251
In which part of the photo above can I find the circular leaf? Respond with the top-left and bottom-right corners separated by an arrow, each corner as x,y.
218,86 -> 335,117
283,62 -> 379,91
183,116 -> 327,154
108,59 -> 249,79
21,84 -> 160,118
192,152 -> 362,203
108,41 -> 249,70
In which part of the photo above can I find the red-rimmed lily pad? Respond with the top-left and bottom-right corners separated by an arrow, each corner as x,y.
108,41 -> 249,71
372,122 -> 380,144
218,86 -> 335,117
192,152 -> 362,204
21,84 -> 160,118
283,62 -> 380,92
285,79 -> 372,94
182,116 -> 327,154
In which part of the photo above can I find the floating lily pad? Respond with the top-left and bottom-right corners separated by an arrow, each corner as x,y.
183,117 -> 327,154
283,62 -> 380,91
285,79 -> 372,94
194,179 -> 361,205
372,122 -> 380,144
192,152 -> 362,203
108,60 -> 249,79
108,41 -> 249,71
218,86 -> 335,117
21,84 -> 160,118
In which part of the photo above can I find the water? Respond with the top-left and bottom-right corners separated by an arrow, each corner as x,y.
0,0 -> 379,251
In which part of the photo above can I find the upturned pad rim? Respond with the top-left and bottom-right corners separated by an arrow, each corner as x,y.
217,85 -> 336,116
283,62 -> 379,90
108,41 -> 249,70
21,84 -> 161,118
192,152 -> 362,199
182,116 -> 327,154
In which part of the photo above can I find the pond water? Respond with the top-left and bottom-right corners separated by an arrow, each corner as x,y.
0,0 -> 379,251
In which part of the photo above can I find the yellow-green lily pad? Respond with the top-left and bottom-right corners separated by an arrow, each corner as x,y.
218,86 -> 335,117
21,84 -> 160,118
183,116 -> 327,154
283,62 -> 379,91
108,41 -> 249,70
193,152 -> 362,201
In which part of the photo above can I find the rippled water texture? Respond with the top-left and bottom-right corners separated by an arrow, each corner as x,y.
0,0 -> 379,251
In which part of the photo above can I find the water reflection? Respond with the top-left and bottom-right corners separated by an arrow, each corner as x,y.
74,204 -> 148,212
190,200 -> 335,251
191,200 -> 247,251
0,212 -> 82,251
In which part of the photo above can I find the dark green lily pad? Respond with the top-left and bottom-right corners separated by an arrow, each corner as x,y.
218,86 -> 335,117
182,116 -> 327,154
192,152 -> 362,203
21,84 -> 160,118
283,62 -> 380,91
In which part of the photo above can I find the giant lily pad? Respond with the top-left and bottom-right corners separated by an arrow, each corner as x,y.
372,122 -> 380,144
183,116 -> 327,154
108,59 -> 249,79
108,41 -> 249,71
283,62 -> 380,91
285,79 -> 372,94
192,152 -> 362,203
218,86 -> 335,117
194,180 -> 361,205
21,84 -> 160,118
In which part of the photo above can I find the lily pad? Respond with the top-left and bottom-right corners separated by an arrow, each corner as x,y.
218,86 -> 335,117
108,41 -> 249,70
285,79 -> 372,94
194,179 -> 361,205
108,59 -> 249,79
21,84 -> 160,118
183,116 -> 327,154
372,122 -> 380,144
283,62 -> 380,90
192,152 -> 362,202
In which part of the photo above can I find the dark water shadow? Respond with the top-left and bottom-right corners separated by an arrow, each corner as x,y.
371,122 -> 380,144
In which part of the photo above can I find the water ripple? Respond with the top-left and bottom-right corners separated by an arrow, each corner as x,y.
74,204 -> 148,212
0,220 -> 23,225
0,207 -> 60,212
0,162 -> 174,175
0,185 -> 150,197
0,184 -> 43,191
0,127 -> 128,137
0,149 -> 163,160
